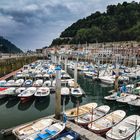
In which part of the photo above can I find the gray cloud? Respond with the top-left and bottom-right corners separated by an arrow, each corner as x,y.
0,0 -> 139,51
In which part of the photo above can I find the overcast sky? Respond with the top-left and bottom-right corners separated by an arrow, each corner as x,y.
0,0 -> 139,51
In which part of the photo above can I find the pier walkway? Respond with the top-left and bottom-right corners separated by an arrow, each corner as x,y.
66,121 -> 106,140
0,68 -> 22,81
1,115 -> 106,140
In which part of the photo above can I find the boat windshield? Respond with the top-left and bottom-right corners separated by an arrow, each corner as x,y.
73,89 -> 79,93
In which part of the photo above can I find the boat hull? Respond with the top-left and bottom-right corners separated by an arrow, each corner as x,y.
106,134 -> 133,140
88,126 -> 111,135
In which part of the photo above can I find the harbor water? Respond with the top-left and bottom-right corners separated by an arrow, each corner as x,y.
0,69 -> 140,140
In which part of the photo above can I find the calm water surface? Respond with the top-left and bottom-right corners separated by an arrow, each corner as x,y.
0,69 -> 140,140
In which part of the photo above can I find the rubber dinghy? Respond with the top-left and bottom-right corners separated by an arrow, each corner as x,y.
74,105 -> 110,126
88,110 -> 126,135
106,115 -> 140,140
65,102 -> 97,120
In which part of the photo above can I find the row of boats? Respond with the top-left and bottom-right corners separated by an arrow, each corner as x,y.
0,86 -> 84,102
0,60 -> 86,102
65,102 -> 140,140
104,83 -> 140,107
67,61 -> 140,84
0,78 -> 72,87
11,102 -> 140,140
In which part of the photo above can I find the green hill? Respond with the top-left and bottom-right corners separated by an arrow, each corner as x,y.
0,36 -> 23,53
51,1 -> 140,46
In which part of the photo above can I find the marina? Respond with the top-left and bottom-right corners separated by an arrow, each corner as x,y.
0,58 -> 140,140
1,1 -> 140,140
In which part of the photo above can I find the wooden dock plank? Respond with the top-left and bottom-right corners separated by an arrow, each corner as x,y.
1,115 -> 106,140
0,68 -> 22,81
66,121 -> 106,140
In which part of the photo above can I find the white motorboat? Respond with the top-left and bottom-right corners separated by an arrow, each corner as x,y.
128,96 -> 140,107
14,79 -> 24,87
104,92 -> 128,101
0,87 -> 16,96
43,74 -> 50,80
18,87 -> 36,102
61,87 -> 70,96
116,94 -> 137,104
12,118 -> 54,140
43,80 -> 52,87
0,87 -> 8,99
88,110 -> 126,135
24,79 -> 33,87
71,87 -> 83,97
106,115 -> 140,140
5,80 -> 15,87
0,80 -> 6,87
74,105 -> 110,126
34,87 -> 50,99
33,79 -> 43,87
99,76 -> 115,84
15,87 -> 26,96
65,102 -> 97,120
24,122 -> 65,140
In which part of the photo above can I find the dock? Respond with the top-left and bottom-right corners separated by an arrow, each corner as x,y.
0,115 -> 106,140
0,68 -> 22,81
66,121 -> 106,140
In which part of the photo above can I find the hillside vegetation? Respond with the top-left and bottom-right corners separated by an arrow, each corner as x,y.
51,1 -> 140,46
0,36 -> 23,53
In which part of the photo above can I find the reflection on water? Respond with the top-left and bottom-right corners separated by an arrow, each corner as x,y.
18,98 -> 34,111
34,96 -> 50,111
71,96 -> 83,108
6,99 -> 19,108
0,135 -> 15,140
0,97 -> 8,105
61,96 -> 70,106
